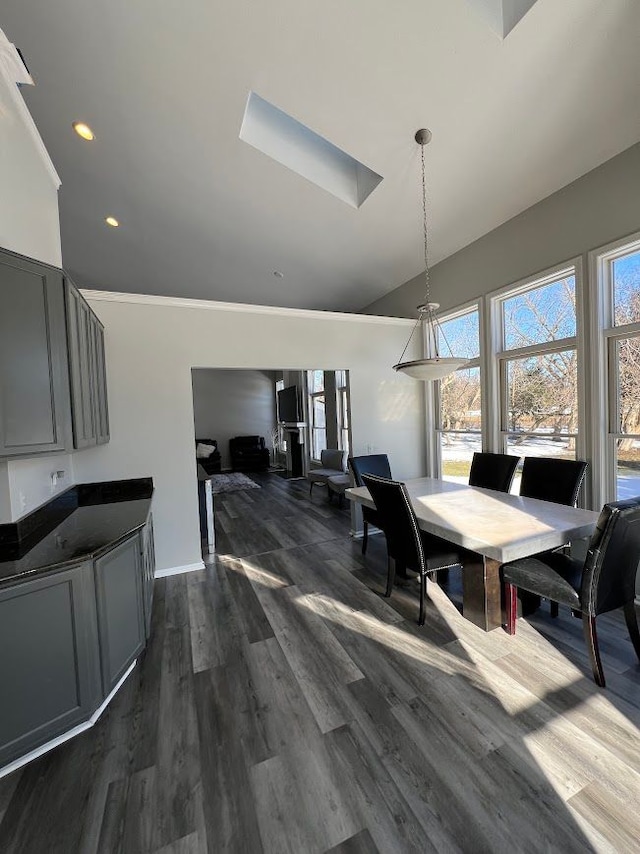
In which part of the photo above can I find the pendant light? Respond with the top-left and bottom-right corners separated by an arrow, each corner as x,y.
393,129 -> 469,381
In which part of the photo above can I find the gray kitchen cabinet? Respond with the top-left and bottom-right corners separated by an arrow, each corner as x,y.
94,533 -> 146,694
0,562 -> 102,768
65,279 -> 109,448
0,251 -> 70,457
140,514 -> 156,638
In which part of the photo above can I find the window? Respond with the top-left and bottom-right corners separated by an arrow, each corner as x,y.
275,378 -> 286,454
495,268 -> 579,489
599,240 -> 640,499
436,306 -> 481,482
307,370 -> 326,460
336,370 -> 350,454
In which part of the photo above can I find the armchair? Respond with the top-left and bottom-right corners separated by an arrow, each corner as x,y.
229,435 -> 270,472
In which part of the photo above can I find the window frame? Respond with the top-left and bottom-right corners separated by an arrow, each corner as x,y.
486,261 -> 585,480
590,232 -> 640,504
306,370 -> 327,462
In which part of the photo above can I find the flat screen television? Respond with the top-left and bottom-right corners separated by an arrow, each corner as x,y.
277,385 -> 300,423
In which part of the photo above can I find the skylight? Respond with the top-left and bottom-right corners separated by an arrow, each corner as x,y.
239,92 -> 383,208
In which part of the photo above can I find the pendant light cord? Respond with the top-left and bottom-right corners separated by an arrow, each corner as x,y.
421,141 -> 430,305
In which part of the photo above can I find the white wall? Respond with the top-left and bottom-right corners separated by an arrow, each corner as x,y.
192,369 -> 277,469
0,28 -> 61,268
363,142 -> 640,316
0,28 -> 75,523
73,294 -> 425,574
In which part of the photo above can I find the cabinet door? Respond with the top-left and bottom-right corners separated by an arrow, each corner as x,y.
94,534 -> 145,694
65,281 -> 96,448
0,252 -> 70,456
140,516 -> 156,638
0,563 -> 102,768
91,316 -> 110,445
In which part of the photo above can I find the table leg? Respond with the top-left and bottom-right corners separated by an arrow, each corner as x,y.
462,554 -> 502,632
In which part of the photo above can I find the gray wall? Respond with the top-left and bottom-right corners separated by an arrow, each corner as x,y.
192,369 -> 277,469
363,142 -> 640,316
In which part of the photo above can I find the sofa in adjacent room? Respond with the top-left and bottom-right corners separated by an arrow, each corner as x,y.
229,435 -> 270,472
195,438 -> 222,474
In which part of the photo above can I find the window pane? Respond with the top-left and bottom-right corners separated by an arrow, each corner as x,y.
616,437 -> 640,499
441,433 -> 482,483
438,310 -> 480,360
613,251 -> 640,326
615,335 -> 640,434
313,429 -> 326,459
308,369 -> 324,393
505,349 -> 577,434
440,366 -> 481,431
313,396 -> 325,428
502,276 -> 576,350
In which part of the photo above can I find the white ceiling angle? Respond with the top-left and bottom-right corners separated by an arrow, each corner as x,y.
465,0 -> 540,38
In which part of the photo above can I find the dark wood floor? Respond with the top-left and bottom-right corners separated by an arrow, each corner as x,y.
1,473 -> 639,853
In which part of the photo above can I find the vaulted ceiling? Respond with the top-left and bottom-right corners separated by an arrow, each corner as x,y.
2,0 -> 640,311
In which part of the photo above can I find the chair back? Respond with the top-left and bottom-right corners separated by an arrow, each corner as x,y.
468,452 -> 519,492
520,457 -> 588,506
362,474 -> 425,574
320,449 -> 347,471
581,497 -> 640,616
348,454 -> 392,486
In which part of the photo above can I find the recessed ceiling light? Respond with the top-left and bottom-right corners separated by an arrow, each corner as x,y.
105,216 -> 119,227
72,121 -> 95,141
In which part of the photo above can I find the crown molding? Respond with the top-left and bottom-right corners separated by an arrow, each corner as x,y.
79,289 -> 415,327
0,28 -> 61,189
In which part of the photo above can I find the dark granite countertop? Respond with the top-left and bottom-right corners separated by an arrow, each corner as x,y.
0,479 -> 153,587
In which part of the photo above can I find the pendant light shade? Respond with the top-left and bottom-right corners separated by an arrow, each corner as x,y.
393,130 -> 468,381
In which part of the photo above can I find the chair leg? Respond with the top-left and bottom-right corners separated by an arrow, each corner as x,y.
504,582 -> 517,635
582,614 -> 605,688
309,482 -> 314,496
623,601 -> 640,662
550,601 -> 559,618
419,573 -> 426,626
362,521 -> 369,555
385,556 -> 396,598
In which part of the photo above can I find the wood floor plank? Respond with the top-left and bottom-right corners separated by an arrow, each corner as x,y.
568,780 -> 640,853
249,582 -> 363,733
193,667 -> 265,854
324,828 -> 381,854
249,735 -> 361,854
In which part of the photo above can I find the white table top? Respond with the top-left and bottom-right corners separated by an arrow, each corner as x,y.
346,477 -> 600,563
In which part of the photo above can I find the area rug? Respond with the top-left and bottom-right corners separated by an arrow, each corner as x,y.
209,472 -> 261,495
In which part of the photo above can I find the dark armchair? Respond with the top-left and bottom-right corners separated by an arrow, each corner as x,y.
195,438 -> 221,475
229,435 -> 270,472
501,496 -> 640,687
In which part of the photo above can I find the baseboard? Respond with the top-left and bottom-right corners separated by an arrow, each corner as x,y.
155,560 -> 205,578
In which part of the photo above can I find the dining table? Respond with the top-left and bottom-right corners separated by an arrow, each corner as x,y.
346,476 -> 601,632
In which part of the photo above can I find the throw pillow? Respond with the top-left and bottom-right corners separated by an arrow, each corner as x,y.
196,442 -> 217,459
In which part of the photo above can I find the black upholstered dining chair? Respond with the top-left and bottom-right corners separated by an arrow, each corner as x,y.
348,454 -> 392,554
362,473 -> 464,625
501,497 -> 640,687
519,457 -> 589,619
519,457 -> 588,506
468,451 -> 520,493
